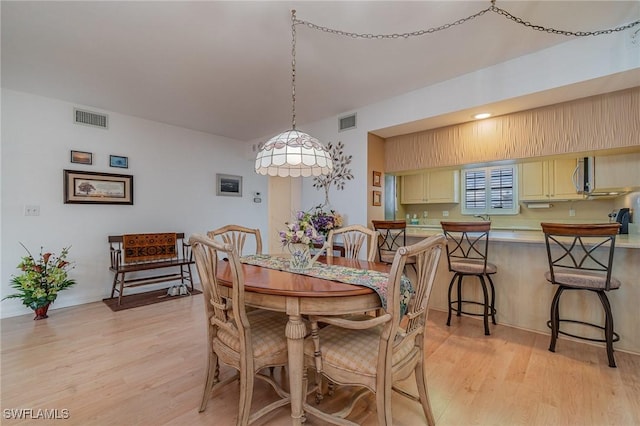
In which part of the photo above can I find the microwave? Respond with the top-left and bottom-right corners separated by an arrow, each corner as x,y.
576,157 -> 629,198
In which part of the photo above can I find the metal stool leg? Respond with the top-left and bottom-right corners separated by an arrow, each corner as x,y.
446,274 -> 457,326
487,274 -> 497,325
597,290 -> 617,368
548,286 -> 564,353
456,274 -> 463,317
478,275 -> 491,336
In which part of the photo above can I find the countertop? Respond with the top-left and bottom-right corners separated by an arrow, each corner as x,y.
405,225 -> 640,249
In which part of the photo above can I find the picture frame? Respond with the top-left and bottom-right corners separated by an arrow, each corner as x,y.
70,150 -> 92,165
64,170 -> 133,205
372,190 -> 382,206
216,173 -> 243,197
109,155 -> 128,168
373,170 -> 382,187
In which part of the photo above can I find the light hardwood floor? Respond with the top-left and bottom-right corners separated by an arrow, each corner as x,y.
2,295 -> 639,425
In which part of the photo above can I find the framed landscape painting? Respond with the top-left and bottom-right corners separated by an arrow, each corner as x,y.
64,170 -> 133,204
70,150 -> 92,165
216,174 -> 243,197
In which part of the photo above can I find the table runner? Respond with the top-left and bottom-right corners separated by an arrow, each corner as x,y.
240,254 -> 414,315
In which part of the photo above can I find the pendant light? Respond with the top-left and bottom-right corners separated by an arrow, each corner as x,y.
255,10 -> 333,178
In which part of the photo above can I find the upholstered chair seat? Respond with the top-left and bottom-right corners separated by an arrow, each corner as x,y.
543,270 -> 622,290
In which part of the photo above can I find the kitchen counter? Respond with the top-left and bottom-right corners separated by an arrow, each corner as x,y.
405,224 -> 640,354
406,225 -> 640,249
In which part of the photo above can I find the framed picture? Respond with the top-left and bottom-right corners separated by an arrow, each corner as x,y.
373,170 -> 382,187
64,170 -> 133,205
216,173 -> 242,197
70,150 -> 92,165
110,155 -> 128,168
372,190 -> 382,206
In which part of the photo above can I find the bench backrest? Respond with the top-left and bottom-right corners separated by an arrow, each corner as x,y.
109,233 -> 186,264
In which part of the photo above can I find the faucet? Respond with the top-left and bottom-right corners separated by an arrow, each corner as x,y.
474,214 -> 490,221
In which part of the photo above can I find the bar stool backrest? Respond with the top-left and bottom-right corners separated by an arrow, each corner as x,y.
371,220 -> 407,264
440,221 -> 491,274
541,223 -> 620,291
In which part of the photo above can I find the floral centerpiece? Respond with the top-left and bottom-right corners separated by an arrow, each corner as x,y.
279,210 -> 326,271
309,205 -> 343,238
280,210 -> 325,248
2,244 -> 75,320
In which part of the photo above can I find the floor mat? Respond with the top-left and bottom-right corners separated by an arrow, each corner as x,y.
102,288 -> 202,312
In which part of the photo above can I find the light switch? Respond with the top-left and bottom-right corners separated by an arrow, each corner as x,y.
24,205 -> 40,216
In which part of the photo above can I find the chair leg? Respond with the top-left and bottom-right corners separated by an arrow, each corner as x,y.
199,347 -> 219,412
478,275 -> 491,336
310,321 -> 324,403
415,359 -> 436,426
446,274 -> 457,326
376,378 -> 393,426
237,367 -> 254,426
596,290 -> 617,368
548,286 -> 564,353
487,274 -> 497,325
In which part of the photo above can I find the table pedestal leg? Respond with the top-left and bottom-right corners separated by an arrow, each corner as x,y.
286,313 -> 307,426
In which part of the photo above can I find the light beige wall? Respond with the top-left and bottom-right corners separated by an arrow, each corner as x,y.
367,133 -> 386,228
386,87 -> 640,173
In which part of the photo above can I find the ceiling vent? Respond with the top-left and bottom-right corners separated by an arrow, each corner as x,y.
74,108 -> 108,129
338,113 -> 357,132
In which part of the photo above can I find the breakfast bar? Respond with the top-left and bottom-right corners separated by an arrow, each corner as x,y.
406,225 -> 640,354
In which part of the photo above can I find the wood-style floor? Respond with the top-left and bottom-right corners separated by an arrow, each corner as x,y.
2,294 -> 639,426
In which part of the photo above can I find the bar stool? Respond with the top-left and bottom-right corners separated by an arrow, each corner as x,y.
541,223 -> 622,368
441,221 -> 497,336
371,220 -> 416,272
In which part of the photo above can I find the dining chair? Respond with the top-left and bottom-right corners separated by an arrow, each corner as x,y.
327,225 -> 377,262
441,221 -> 497,336
189,234 -> 290,425
541,222 -> 622,368
207,224 -> 262,256
303,233 -> 446,426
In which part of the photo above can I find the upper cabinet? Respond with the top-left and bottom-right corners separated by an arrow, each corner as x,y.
519,158 -> 583,201
401,170 -> 460,204
593,152 -> 640,192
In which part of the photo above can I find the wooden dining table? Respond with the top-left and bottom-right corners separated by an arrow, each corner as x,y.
216,255 -> 391,425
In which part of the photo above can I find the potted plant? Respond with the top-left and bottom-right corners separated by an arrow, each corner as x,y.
2,244 -> 75,320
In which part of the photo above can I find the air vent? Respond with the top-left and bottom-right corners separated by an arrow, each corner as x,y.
74,108 -> 108,129
338,113 -> 357,132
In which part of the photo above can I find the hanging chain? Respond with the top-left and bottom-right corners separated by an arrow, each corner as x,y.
291,10 -> 297,130
294,1 -> 639,40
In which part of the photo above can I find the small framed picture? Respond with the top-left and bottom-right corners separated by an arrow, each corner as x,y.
70,150 -> 92,165
110,155 -> 128,168
372,190 -> 382,206
216,173 -> 243,197
373,170 -> 382,187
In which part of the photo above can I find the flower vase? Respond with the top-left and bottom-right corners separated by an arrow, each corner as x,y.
33,303 -> 50,320
288,243 -> 312,271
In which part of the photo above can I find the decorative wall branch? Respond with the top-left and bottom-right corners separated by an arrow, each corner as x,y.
312,141 -> 353,207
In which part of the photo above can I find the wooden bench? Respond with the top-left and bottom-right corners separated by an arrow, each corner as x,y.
109,232 -> 194,306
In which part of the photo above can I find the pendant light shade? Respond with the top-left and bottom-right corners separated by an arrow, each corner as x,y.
255,129 -> 333,177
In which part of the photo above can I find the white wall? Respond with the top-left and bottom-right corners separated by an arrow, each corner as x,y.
1,89 -> 268,318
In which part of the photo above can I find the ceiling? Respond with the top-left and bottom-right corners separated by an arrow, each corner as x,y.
2,1 -> 639,141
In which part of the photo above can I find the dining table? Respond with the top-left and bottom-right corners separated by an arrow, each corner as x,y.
215,255 -> 393,425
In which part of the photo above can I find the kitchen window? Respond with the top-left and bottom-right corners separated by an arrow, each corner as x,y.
461,165 -> 519,215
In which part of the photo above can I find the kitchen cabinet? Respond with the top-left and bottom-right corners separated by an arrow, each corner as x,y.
519,158 -> 582,201
401,170 -> 459,204
593,152 -> 640,191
